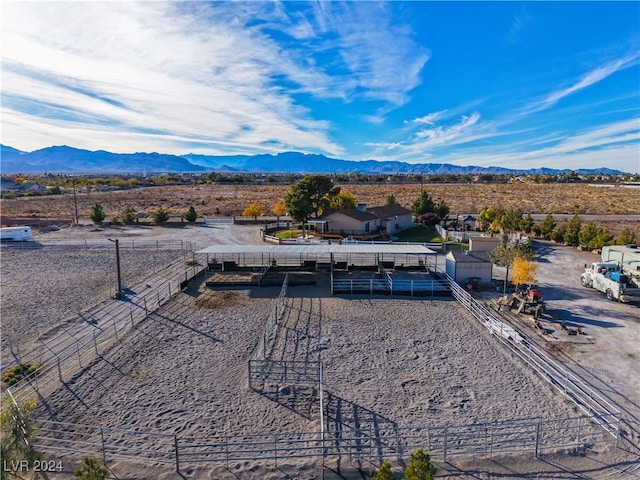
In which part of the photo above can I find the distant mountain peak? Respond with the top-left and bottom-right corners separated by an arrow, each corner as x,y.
0,144 -> 625,175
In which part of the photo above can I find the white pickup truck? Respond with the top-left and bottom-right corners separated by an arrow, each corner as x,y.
581,262 -> 640,303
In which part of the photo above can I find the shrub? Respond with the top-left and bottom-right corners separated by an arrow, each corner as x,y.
152,206 -> 170,224
1,398 -> 39,474
403,449 -> 436,480
74,457 -> 109,480
89,203 -> 106,224
184,206 -> 197,223
2,363 -> 39,386
371,461 -> 395,480
121,206 -> 136,225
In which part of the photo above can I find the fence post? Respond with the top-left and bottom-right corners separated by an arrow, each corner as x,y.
225,436 -> 229,469
57,357 -> 63,382
443,428 -> 448,463
113,317 -> 119,342
575,417 -> 582,448
130,309 -> 135,328
535,421 -> 541,458
76,342 -> 83,368
100,427 -> 106,465
274,433 -> 278,467
174,435 -> 180,474
93,331 -> 98,355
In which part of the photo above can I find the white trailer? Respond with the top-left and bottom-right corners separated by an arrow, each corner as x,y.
0,226 -> 34,242
581,262 -> 640,303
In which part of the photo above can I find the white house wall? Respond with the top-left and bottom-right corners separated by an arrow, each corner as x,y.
324,212 -> 379,235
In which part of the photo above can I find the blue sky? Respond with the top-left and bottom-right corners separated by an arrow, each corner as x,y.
2,1 -> 639,171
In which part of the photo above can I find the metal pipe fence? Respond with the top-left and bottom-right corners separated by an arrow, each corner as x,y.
30,413 -> 618,471
29,239 -> 194,250
6,252 -> 624,473
331,274 -> 450,296
447,274 -> 621,437
6,260 -> 206,405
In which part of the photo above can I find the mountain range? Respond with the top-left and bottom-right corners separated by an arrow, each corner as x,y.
0,144 -> 625,176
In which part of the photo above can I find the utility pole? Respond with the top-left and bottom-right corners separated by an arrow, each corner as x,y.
108,238 -> 123,299
72,178 -> 79,225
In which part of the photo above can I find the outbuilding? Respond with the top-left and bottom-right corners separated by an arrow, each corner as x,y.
468,236 -> 500,252
445,250 -> 493,286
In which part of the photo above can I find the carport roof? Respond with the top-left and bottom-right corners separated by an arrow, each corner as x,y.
197,244 -> 436,255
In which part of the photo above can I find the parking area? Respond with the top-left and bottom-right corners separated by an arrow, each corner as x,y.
488,240 -> 639,423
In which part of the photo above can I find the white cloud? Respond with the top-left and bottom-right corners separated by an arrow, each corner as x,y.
308,2 -> 430,105
531,53 -> 639,112
409,110 -> 448,126
1,1 -> 430,156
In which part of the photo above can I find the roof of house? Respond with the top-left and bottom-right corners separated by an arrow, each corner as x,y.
447,250 -> 492,263
320,205 -> 411,222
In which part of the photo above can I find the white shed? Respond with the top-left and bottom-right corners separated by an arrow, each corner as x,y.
445,250 -> 493,285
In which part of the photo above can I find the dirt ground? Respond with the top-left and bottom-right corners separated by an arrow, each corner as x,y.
2,223 -> 639,479
2,182 -> 639,235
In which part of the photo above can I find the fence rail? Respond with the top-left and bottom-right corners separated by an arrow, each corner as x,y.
204,216 -> 234,225
6,260 -> 206,404
447,274 -> 620,437
7,255 -> 623,473
331,273 -> 450,296
4,239 -> 195,250
31,413 -> 617,470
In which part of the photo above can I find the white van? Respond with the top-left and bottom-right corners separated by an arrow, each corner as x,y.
0,226 -> 34,242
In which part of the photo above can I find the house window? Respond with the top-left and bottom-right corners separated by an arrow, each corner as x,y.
365,222 -> 370,233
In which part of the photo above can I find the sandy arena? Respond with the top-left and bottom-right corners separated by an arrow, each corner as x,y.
1,223 -> 639,479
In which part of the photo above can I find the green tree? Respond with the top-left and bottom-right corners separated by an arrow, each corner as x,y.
284,175 -> 337,235
435,199 -> 450,220
403,449 -> 436,480
479,206 -> 500,231
1,398 -> 39,480
490,236 -> 534,295
385,194 -> 399,206
328,188 -> 357,210
520,214 -> 534,233
616,227 -> 637,245
89,203 -> 106,224
563,214 -> 582,246
184,206 -> 197,223
531,224 -> 542,237
551,224 -> 567,243
540,214 -> 556,240
417,212 -> 441,228
151,206 -> 170,224
411,191 -> 436,216
372,461 -> 395,480
592,227 -> 613,251
500,209 -> 524,233
579,222 -> 599,248
74,457 -> 109,480
121,206 -> 136,225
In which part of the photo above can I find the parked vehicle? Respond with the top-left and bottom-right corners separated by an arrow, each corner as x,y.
581,262 -> 640,303
0,226 -> 33,242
